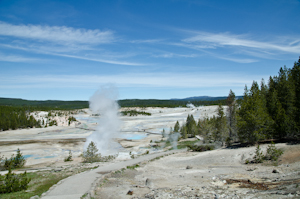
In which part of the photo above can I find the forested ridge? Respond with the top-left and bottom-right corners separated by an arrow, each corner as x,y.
0,98 -> 89,110
0,106 -> 41,131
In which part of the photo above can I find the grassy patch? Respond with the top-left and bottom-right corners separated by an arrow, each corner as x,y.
177,140 -> 199,149
0,171 -> 71,199
187,144 -> 215,152
126,164 -> 139,170
1,166 -> 98,199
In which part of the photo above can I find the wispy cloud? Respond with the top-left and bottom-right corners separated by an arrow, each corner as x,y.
218,56 -> 258,63
182,31 -> 300,54
50,53 -> 144,66
0,53 -> 42,62
152,52 -> 198,58
0,21 -> 114,44
0,44 -> 144,66
130,39 -> 162,44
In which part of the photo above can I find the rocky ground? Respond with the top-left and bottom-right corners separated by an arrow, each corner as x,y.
93,143 -> 300,199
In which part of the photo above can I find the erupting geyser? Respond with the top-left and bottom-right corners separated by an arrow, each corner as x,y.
84,85 -> 121,155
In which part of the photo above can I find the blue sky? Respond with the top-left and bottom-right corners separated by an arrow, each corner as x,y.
0,0 -> 299,100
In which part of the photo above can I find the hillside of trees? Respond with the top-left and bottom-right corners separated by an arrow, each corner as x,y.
172,57 -> 300,144
0,106 -> 41,131
0,98 -> 89,110
118,98 -> 228,107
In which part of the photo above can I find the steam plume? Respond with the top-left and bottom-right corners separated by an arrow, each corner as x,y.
84,85 -> 121,155
186,103 -> 196,108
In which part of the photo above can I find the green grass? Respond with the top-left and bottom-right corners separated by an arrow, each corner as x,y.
1,166 -> 98,199
177,140 -> 199,149
126,164 -> 140,169
0,171 -> 72,199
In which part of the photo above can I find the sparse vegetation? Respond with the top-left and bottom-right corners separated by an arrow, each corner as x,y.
82,141 -> 101,163
126,164 -> 139,169
82,141 -> 116,163
265,142 -> 283,161
0,149 -> 31,194
177,140 -> 199,149
121,110 -> 151,116
245,142 -> 283,164
0,168 -> 31,194
3,148 -> 26,170
253,145 -> 264,163
64,150 -> 73,162
187,144 -> 215,152
68,116 -> 77,125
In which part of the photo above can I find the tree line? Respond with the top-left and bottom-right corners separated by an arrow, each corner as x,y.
172,57 -> 300,145
0,106 -> 41,131
118,98 -> 229,107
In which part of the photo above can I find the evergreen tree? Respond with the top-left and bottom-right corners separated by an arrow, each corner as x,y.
291,57 -> 300,137
237,81 -> 274,144
214,104 -> 227,144
266,80 -> 288,139
226,90 -> 237,143
186,114 -> 197,137
174,121 -> 180,132
180,125 -> 187,139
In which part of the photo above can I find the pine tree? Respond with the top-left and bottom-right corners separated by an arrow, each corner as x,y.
291,57 -> 300,137
180,125 -> 187,139
226,90 -> 237,143
186,114 -> 196,137
237,81 -> 274,144
174,121 -> 180,132
214,104 -> 227,144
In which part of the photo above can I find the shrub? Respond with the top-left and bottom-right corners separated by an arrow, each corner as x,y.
187,144 -> 215,152
82,141 -> 116,163
4,148 -> 26,170
126,164 -> 139,169
64,150 -> 73,162
0,167 -> 31,193
265,142 -> 283,161
82,141 -> 101,163
246,142 -> 283,164
253,145 -> 264,163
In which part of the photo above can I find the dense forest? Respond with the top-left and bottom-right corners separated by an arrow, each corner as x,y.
0,106 -> 41,131
173,57 -> 300,144
0,98 -> 89,110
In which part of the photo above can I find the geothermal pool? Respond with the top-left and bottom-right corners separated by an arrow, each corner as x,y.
0,106 -> 220,167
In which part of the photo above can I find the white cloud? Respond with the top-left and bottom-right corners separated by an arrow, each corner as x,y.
0,53 -> 42,62
0,21 -> 114,44
50,53 -> 144,66
152,53 -> 198,58
0,43 -> 143,66
130,39 -> 162,44
218,56 -> 258,63
182,31 -> 300,54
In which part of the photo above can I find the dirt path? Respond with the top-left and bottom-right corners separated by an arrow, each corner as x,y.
40,149 -> 185,199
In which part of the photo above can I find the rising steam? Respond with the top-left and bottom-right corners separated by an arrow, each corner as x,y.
84,85 -> 121,155
186,103 -> 196,108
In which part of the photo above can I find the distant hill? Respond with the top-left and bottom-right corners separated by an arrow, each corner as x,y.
0,97 -> 89,110
171,96 -> 243,101
0,95 -> 243,109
